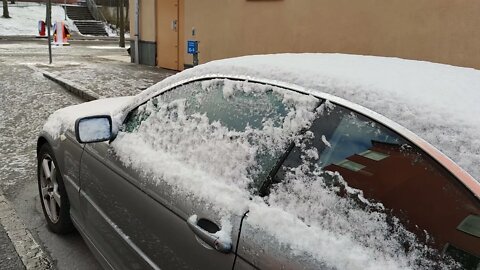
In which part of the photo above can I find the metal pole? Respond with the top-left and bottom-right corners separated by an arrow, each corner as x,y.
134,0 -> 139,64
119,0 -> 125,47
47,0 -> 52,64
64,0 -> 67,20
193,53 -> 198,66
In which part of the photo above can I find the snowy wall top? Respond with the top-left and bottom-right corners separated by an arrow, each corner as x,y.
139,53 -> 480,181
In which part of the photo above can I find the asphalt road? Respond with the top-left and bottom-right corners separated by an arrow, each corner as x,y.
0,223 -> 24,270
0,39 -> 128,270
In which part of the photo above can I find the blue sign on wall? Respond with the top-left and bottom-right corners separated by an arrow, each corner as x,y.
187,40 -> 198,54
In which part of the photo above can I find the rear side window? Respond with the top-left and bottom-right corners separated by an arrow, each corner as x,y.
270,102 -> 480,268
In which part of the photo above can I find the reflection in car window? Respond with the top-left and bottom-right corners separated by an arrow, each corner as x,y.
315,109 -> 405,168
271,102 -> 480,269
122,79 -> 320,192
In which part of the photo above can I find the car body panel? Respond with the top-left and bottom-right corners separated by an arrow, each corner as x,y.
235,221 -> 331,270
79,141 -> 240,269
79,143 -> 155,270
71,204 -> 118,270
37,131 -> 83,226
61,132 -> 84,223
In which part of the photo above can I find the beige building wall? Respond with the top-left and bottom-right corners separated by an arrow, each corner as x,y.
129,0 -> 156,42
184,0 -> 480,69
128,0 -> 134,37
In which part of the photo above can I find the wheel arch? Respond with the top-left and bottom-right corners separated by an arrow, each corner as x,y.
37,136 -> 49,153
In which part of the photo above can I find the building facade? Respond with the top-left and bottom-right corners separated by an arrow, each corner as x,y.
129,0 -> 480,71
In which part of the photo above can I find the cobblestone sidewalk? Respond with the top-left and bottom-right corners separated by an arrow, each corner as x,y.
33,56 -> 176,99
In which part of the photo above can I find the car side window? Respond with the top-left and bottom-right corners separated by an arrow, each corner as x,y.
270,102 -> 480,268
122,79 -> 320,192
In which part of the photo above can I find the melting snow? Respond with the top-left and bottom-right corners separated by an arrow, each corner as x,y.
0,3 -> 74,36
137,53 -> 480,182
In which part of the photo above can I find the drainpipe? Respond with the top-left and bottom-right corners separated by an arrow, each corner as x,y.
134,0 -> 139,64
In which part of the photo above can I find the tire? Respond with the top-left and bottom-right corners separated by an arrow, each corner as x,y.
37,143 -> 74,234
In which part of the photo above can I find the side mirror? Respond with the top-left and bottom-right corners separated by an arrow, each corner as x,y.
75,115 -> 113,144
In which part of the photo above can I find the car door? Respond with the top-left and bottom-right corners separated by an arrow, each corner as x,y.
234,102 -> 480,269
56,132 -> 84,226
78,78 -> 320,269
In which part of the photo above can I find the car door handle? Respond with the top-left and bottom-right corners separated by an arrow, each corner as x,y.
187,215 -> 232,253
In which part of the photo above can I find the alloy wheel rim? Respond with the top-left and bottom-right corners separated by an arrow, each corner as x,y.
39,154 -> 61,223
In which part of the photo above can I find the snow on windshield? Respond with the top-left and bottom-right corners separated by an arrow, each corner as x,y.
113,79 -> 454,269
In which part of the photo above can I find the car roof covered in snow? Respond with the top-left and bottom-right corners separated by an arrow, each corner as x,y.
138,53 -> 480,185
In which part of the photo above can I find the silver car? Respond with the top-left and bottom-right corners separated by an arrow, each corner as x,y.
37,54 -> 480,269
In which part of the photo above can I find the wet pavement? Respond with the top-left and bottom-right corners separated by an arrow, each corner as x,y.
0,39 -> 128,270
0,38 -> 177,269
30,44 -> 175,98
35,58 -> 175,97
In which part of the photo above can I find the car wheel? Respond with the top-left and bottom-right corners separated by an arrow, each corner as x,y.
38,143 -> 74,234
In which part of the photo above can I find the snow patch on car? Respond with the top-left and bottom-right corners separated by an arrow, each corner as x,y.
42,96 -> 133,140
246,168 -> 451,270
137,53 -> 480,181
111,81 -> 319,215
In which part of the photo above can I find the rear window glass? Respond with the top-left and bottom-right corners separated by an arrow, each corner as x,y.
269,102 -> 480,268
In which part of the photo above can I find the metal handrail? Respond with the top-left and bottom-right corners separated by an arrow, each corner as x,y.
85,0 -> 107,23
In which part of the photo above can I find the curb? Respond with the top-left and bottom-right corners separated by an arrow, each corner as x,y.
0,195 -> 53,270
41,71 -> 100,101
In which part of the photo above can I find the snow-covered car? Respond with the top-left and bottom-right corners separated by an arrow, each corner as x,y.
37,54 -> 480,270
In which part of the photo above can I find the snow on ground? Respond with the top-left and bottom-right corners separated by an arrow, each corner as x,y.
0,3 -> 71,36
87,46 -> 126,50
103,23 -> 129,38
36,59 -> 170,98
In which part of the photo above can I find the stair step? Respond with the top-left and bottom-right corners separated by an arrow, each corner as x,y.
62,4 -> 109,36
77,22 -> 103,24
63,5 -> 95,21
74,22 -> 108,36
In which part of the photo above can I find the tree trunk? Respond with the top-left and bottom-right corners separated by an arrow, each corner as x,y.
119,0 -> 125,47
124,0 -> 128,31
2,0 -> 10,18
116,0 -> 119,28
